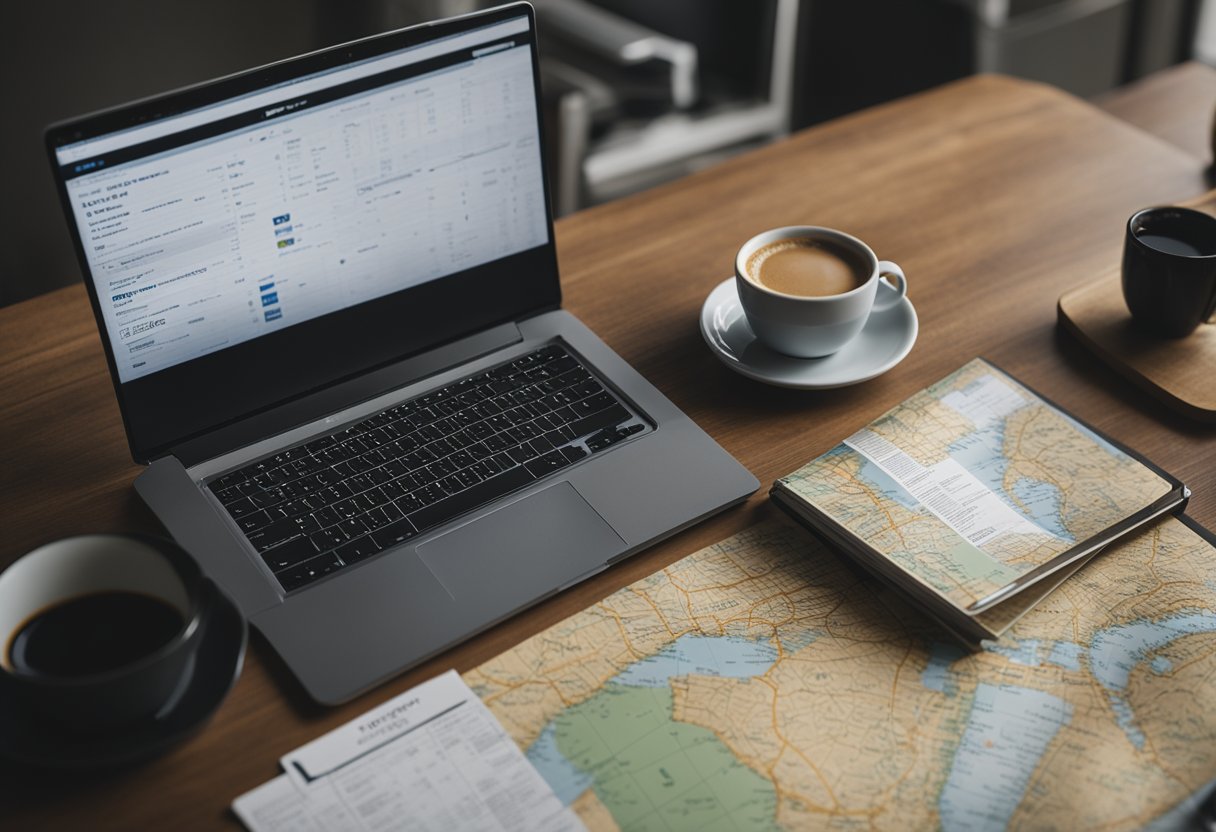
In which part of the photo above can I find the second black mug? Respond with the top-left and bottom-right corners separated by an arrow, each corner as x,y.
1122,206 -> 1216,338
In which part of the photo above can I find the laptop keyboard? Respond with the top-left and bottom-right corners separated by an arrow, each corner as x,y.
205,344 -> 646,593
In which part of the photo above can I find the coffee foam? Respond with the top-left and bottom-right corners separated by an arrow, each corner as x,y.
745,238 -> 805,282
745,237 -> 867,297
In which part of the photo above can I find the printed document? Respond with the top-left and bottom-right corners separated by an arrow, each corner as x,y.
233,670 -> 583,832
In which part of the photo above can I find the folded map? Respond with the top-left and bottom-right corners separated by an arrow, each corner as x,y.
771,358 -> 1188,642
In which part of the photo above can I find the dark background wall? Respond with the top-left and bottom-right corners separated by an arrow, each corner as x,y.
1,0 -> 329,306
2,0 -> 1203,307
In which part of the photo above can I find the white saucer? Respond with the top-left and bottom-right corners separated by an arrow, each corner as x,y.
699,277 -> 918,389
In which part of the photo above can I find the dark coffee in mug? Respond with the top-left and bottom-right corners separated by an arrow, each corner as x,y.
8,590 -> 184,678
1122,207 -> 1216,338
0,535 -> 208,730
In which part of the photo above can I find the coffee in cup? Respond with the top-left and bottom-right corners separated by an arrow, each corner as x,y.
744,238 -> 870,298
735,226 -> 907,358
1122,206 -> 1216,338
0,534 -> 210,731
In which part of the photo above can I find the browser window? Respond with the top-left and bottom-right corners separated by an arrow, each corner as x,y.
57,17 -> 547,382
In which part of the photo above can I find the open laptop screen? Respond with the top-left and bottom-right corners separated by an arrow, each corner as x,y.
47,4 -> 559,462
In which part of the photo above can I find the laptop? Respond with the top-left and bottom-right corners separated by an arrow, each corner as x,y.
45,2 -> 757,704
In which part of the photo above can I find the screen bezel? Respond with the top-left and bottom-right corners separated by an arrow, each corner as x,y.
45,3 -> 559,464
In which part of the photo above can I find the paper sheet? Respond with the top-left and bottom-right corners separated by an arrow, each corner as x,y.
233,670 -> 583,832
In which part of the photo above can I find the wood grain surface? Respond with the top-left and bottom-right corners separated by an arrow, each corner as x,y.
1095,61 -> 1216,167
4,74 -> 1216,829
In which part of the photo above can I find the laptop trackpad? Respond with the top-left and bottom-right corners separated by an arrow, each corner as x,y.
416,482 -> 625,604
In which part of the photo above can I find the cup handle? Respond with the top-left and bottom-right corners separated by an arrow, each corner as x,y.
872,261 -> 907,311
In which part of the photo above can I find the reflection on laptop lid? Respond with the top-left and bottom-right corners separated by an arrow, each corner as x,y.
48,7 -> 560,462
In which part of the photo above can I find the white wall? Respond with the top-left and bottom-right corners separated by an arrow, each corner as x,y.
1197,0 -> 1216,65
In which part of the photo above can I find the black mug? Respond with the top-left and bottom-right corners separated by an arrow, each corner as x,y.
1122,206 -> 1216,338
0,534 -> 212,731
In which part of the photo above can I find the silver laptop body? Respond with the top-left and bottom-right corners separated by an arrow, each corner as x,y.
47,3 -> 756,703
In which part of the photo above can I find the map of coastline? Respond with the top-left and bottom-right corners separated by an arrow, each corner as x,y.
467,517 -> 1216,830
778,359 -> 1174,609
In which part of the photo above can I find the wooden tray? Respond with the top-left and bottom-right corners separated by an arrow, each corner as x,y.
1057,192 -> 1216,422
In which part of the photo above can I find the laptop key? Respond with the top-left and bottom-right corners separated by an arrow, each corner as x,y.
211,472 -> 246,491
572,392 -> 616,416
250,488 -> 286,509
370,518 -> 418,549
314,506 -> 341,527
552,404 -> 579,424
226,497 -> 257,518
360,507 -> 390,530
303,435 -> 335,454
439,475 -> 466,495
415,484 -> 446,506
570,380 -> 603,399
396,494 -> 425,514
470,459 -> 500,479
405,464 -> 534,533
248,518 -> 304,551
524,450 -> 571,478
561,445 -> 589,463
336,536 -> 381,565
507,444 -> 538,464
546,356 -> 578,375
261,535 -> 319,570
454,469 -> 481,489
237,511 -> 273,534
568,404 -> 629,440
214,486 -> 243,505
277,552 -> 343,591
338,518 -> 368,539
294,514 -> 322,535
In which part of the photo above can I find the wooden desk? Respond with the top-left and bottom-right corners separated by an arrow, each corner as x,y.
4,75 -> 1215,829
1095,61 -> 1216,167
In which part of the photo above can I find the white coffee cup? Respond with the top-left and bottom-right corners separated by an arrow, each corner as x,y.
735,226 -> 907,358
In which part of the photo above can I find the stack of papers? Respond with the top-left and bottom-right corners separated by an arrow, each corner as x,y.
233,671 -> 583,832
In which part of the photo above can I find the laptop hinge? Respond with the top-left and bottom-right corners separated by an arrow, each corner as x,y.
166,321 -> 524,469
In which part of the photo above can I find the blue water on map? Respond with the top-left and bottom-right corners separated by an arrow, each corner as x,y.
853,452 -> 919,510
778,627 -> 821,654
1089,612 -> 1216,691
524,621 -> 1214,826
938,683 -> 1074,831
1088,611 -> 1216,748
947,428 -> 1074,542
988,638 -> 1042,667
1010,477 -> 1072,540
921,643 -> 966,693
1151,656 -> 1173,674
1109,698 -> 1148,749
526,723 -> 594,806
1045,641 -> 1083,671
947,429 -> 1010,500
610,634 -> 780,687
844,410 -> 1074,543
